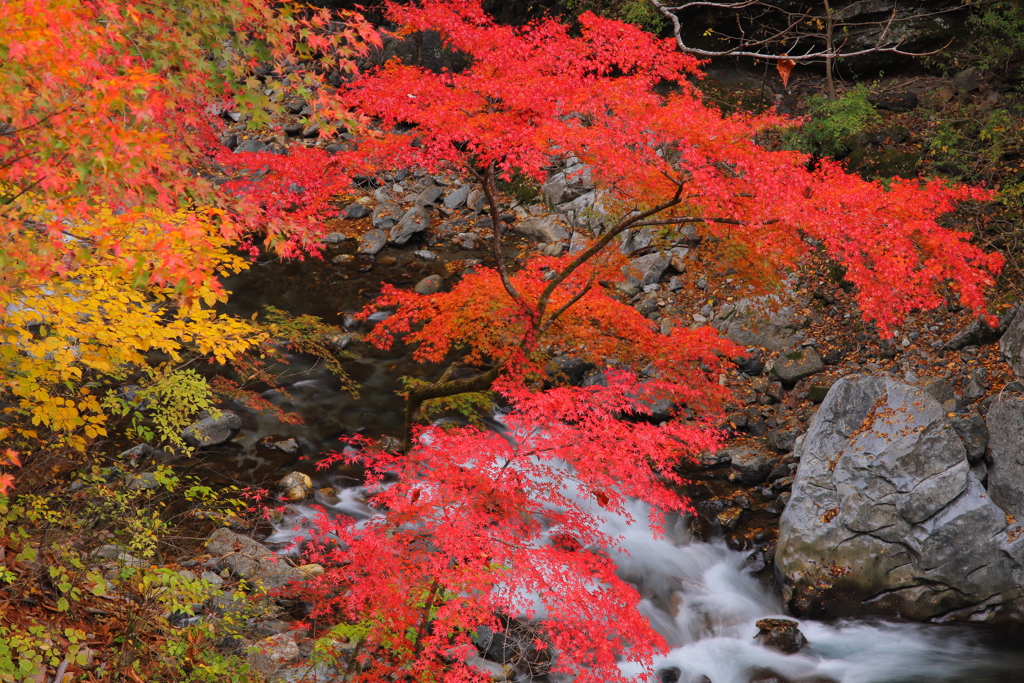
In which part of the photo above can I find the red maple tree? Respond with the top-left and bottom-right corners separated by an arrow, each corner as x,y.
290,1 -> 1003,681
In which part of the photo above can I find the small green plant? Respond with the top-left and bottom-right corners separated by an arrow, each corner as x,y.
0,467 -> 269,682
929,106 -> 1024,184
783,87 -> 882,158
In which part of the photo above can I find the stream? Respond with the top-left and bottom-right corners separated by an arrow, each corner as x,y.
206,246 -> 1024,683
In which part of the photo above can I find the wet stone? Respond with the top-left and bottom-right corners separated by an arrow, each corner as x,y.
358,229 -> 387,255
755,618 -> 807,654
414,274 -> 443,295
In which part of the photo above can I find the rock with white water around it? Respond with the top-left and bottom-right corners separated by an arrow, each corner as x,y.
181,411 -> 241,448
776,375 -> 1024,622
755,618 -> 807,654
278,471 -> 313,501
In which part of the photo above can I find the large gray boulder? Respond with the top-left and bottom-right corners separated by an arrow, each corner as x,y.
1001,307 -> 1024,378
776,375 -> 1024,622
987,398 -> 1024,519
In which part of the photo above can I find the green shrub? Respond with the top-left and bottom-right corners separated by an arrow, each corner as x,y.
784,87 -> 882,158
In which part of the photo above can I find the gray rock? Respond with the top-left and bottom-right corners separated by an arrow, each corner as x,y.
1001,306 -> 1024,378
182,411 -> 241,448
776,375 -> 1024,622
118,443 -> 153,463
414,249 -> 438,261
712,296 -> 805,352
206,528 -> 302,591
542,170 -> 591,205
414,274 -> 443,295
944,305 -> 1018,352
987,398 -> 1024,519
723,447 -> 773,486
629,253 -> 669,288
371,202 -> 403,231
357,229 -> 387,255
443,184 -> 472,210
342,203 -> 370,219
233,139 -> 268,154
620,227 -> 654,255
247,633 -> 301,676
773,348 -> 825,385
322,232 -> 347,244
373,186 -> 393,204
414,185 -> 445,207
512,216 -> 570,243
389,206 -> 431,245
466,188 -> 486,214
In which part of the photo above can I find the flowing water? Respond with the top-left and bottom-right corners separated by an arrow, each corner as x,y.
214,251 -> 1024,683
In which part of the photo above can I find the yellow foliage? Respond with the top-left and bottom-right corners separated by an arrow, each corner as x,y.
0,208 -> 265,453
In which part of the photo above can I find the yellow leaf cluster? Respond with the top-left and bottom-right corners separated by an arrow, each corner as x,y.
0,208 -> 265,452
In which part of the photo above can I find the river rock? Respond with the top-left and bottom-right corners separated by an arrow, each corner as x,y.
754,618 -> 807,654
773,348 -> 825,385
372,202 -> 403,231
278,471 -> 313,501
234,139 -> 268,154
712,296 -> 805,352
414,274 -> 443,295
951,413 -> 988,463
206,528 -> 303,590
342,203 -> 370,219
723,447 -> 773,486
444,184 -> 472,209
389,206 -> 431,245
414,184 -> 444,207
512,216 -> 569,243
542,168 -> 591,205
776,375 -> 1024,622
182,411 -> 241,448
466,188 -> 486,213
629,253 -> 669,287
358,229 -> 387,255
620,227 -> 654,255
247,632 -> 301,676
